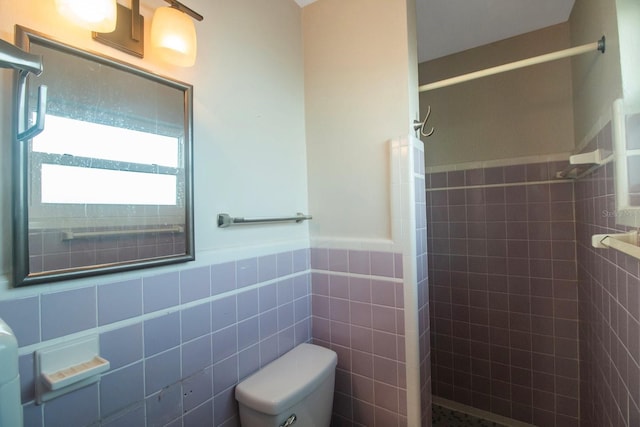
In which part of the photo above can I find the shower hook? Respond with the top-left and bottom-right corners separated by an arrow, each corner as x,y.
413,105 -> 435,137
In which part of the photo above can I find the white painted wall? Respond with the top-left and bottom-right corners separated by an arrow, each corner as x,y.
0,0 -> 309,293
303,0 -> 418,244
570,0 -> 622,146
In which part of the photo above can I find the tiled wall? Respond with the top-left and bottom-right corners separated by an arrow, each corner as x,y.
415,145 -> 432,427
310,248 -> 407,426
28,226 -> 187,273
426,159 -> 581,426
0,248 -> 311,427
575,123 -> 640,427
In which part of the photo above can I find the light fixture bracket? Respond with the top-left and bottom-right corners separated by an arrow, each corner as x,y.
92,0 -> 144,58
163,0 -> 203,21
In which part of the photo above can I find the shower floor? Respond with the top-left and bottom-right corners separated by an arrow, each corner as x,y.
432,404 -> 508,427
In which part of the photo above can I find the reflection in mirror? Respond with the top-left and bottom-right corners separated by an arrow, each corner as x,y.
14,26 -> 194,286
612,0 -> 640,227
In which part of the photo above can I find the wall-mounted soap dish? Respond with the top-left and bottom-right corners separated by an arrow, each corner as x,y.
556,148 -> 610,179
35,335 -> 110,404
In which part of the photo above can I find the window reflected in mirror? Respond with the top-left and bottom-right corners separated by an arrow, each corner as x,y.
14,26 -> 194,286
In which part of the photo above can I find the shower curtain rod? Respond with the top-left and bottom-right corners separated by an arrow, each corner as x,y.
418,36 -> 605,93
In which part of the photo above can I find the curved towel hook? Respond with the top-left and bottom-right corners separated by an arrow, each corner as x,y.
413,105 -> 435,137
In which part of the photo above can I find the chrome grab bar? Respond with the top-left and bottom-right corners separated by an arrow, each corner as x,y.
62,226 -> 184,241
217,213 -> 312,228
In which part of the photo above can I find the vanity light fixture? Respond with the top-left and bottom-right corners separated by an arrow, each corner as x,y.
54,0 -> 117,33
55,0 -> 202,66
92,0 -> 145,58
151,0 -> 203,67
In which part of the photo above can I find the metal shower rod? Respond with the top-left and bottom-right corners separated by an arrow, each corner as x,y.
419,36 -> 605,93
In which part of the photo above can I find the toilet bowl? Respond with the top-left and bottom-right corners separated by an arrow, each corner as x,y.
235,343 -> 337,427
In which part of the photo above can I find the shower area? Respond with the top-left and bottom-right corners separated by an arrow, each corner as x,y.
418,1 -> 640,426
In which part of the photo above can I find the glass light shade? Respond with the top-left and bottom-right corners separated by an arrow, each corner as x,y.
151,7 -> 197,67
54,0 -> 117,33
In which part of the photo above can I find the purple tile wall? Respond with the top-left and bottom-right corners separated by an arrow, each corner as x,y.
426,159 -> 581,426
29,226 -> 187,273
415,146 -> 432,427
575,123 -> 640,427
0,248 -> 311,427
310,248 -> 407,426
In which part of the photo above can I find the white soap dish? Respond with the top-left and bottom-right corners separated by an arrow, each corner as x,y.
41,355 -> 109,391
35,336 -> 110,403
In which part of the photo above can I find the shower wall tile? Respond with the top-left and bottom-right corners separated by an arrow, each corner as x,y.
143,271 -> 180,313
145,347 -> 181,394
180,266 -> 211,303
575,123 -> 640,427
258,254 -> 277,282
3,248 -> 312,427
214,386 -> 238,426
100,323 -> 143,370
236,257 -> 258,288
145,382 -> 182,426
211,295 -> 237,331
237,288 -> 260,320
183,399 -> 213,427
143,312 -> 180,357
0,296 -> 40,346
99,362 -> 144,418
182,335 -> 213,378
98,279 -> 142,326
41,286 -> 96,340
102,405 -> 145,427
181,302 -> 211,342
181,367 -> 213,413
293,248 -> 310,272
277,251 -> 294,276
311,248 -> 407,427
211,261 -> 236,295
427,159 -> 578,426
44,383 -> 99,427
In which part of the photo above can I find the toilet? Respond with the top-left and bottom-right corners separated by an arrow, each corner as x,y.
235,343 -> 337,427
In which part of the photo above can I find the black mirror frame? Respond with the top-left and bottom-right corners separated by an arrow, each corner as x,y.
12,26 -> 195,287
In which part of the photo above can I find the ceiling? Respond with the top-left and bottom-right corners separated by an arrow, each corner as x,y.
296,0 -> 576,63
416,0 -> 576,62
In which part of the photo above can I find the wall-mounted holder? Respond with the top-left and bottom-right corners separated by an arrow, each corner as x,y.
413,105 -> 435,138
592,231 -> 640,260
35,335 -> 110,404
93,0 -> 144,57
217,213 -> 312,228
556,148 -> 610,179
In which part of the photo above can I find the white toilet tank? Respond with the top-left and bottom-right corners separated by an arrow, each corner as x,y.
235,343 -> 337,427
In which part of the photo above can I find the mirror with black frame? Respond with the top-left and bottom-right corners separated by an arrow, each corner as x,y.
13,26 -> 194,286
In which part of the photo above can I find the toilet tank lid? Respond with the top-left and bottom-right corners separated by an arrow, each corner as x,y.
235,343 -> 337,415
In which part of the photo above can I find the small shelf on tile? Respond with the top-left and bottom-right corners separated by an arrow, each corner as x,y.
556,149 -> 610,179
35,335 -> 110,404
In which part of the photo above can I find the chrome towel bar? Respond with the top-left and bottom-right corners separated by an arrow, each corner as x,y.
62,226 -> 184,240
217,213 -> 312,228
